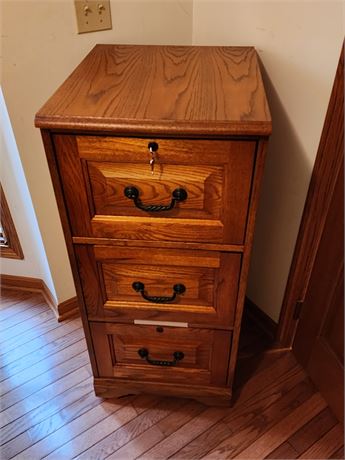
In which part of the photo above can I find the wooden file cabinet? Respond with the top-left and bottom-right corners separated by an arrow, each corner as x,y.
36,45 -> 271,405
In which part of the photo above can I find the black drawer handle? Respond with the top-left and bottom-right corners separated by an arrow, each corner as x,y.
132,281 -> 185,304
124,186 -> 187,212
138,348 -> 184,366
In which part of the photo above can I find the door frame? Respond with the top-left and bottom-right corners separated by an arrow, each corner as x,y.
277,44 -> 344,348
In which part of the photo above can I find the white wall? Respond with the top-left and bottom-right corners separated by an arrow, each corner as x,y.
193,0 -> 344,321
0,88 -> 57,302
1,0 -> 193,303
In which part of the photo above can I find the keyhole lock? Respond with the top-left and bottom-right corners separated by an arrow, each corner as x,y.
148,142 -> 159,175
148,142 -> 158,152
156,326 -> 164,333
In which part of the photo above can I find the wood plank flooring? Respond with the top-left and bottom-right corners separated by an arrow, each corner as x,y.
0,288 -> 343,459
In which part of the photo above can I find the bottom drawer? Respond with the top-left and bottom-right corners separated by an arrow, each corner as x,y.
90,322 -> 231,386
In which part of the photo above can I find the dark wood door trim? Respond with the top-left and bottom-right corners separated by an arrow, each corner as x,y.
0,184 -> 24,260
277,44 -> 344,347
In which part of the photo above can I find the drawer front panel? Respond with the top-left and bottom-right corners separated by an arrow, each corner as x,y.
88,162 -> 223,220
90,322 -> 231,385
54,135 -> 256,244
75,245 -> 241,327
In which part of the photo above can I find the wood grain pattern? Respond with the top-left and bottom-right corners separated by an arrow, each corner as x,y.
233,393 -> 327,459
0,308 -> 55,343
226,139 -> 269,386
270,408 -> 338,458
265,442 -> 299,459
0,289 -> 34,310
0,315 -> 65,357
0,351 -> 89,412
174,361 -> 306,458
331,446 -> 345,459
299,424 -> 344,459
72,236 -> 245,253
202,377 -> 312,458
76,245 -> 241,327
1,376 -> 92,446
35,45 -> 271,136
14,392 -> 138,460
76,397 -> 186,460
0,295 -> 47,332
94,377 -> 232,403
90,322 -> 231,386
53,134 -> 92,237
44,397 -> 149,459
40,129 -> 101,377
1,366 -> 91,436
139,406 -> 233,460
0,340 -> 87,396
0,327 -> 84,382
1,360 -> 90,416
61,135 -> 256,245
108,400 -> 205,460
3,389 -> 97,459
1,290 -> 343,460
171,421 -> 232,460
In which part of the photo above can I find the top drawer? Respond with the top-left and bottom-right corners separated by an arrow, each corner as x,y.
54,135 -> 256,245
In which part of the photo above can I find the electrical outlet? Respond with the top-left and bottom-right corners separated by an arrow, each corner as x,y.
74,0 -> 112,34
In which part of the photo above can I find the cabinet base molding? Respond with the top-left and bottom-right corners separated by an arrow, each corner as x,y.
94,377 -> 232,406
0,274 -> 79,321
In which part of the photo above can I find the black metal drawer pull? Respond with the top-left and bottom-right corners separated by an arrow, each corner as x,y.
132,281 -> 185,303
138,348 -> 184,366
124,186 -> 187,212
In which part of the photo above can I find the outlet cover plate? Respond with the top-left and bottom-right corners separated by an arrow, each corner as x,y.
74,0 -> 112,34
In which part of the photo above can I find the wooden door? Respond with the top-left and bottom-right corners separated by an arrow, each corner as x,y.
290,45 -> 344,423
293,163 -> 344,423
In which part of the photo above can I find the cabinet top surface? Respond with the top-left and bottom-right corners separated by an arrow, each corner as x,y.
35,44 -> 271,136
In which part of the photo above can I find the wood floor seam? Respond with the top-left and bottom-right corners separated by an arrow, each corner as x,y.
0,290 -> 342,460
0,358 -> 91,414
0,322 -> 83,367
0,376 -> 94,447
0,328 -> 85,381
0,364 -> 93,427
0,316 -> 75,357
0,303 -> 50,334
2,389 -> 98,459
0,348 -> 89,398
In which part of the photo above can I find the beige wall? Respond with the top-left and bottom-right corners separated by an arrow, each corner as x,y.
193,1 -> 344,321
1,0 -> 193,303
0,88 -> 57,301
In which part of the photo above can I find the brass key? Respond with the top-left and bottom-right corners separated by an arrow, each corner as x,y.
149,146 -> 155,174
150,156 -> 155,174
148,142 -> 158,175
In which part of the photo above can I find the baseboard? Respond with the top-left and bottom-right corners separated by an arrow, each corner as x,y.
0,274 -> 79,321
244,296 -> 278,341
56,296 -> 80,322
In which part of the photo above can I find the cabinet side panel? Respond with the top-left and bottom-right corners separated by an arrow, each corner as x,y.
53,134 -> 92,236
227,139 -> 269,385
40,130 -> 99,376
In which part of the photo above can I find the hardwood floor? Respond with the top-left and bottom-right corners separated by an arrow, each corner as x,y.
0,288 -> 343,459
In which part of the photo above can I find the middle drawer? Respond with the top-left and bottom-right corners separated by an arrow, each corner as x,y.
75,245 -> 241,328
